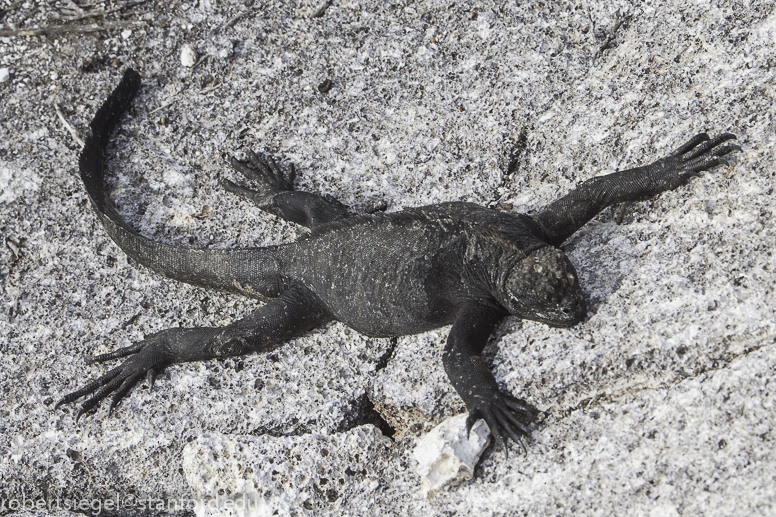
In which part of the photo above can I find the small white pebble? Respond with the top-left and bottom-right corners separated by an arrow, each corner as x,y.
0,68 -> 9,83
121,29 -> 132,39
181,44 -> 197,67
413,413 -> 490,497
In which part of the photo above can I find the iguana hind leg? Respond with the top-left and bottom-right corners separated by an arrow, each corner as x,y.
223,151 -> 349,228
56,284 -> 331,420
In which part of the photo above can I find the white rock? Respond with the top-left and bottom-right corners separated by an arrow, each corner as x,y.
413,413 -> 491,497
181,44 -> 197,67
0,67 -> 9,83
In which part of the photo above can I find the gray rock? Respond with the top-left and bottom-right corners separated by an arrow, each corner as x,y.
0,0 -> 774,515
183,426 -> 391,515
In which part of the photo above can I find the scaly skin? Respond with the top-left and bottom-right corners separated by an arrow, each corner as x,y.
57,69 -> 740,454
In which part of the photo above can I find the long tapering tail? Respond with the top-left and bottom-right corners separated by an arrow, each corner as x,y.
78,69 -> 282,299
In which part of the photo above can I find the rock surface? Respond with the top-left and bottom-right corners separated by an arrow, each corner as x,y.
413,414 -> 490,498
1,0 -> 774,515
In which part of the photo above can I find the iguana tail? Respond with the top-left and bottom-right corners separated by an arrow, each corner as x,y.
78,68 -> 283,299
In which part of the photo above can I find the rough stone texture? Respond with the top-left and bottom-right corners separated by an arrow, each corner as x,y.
183,426 -> 393,516
413,414 -> 490,498
1,0 -> 774,515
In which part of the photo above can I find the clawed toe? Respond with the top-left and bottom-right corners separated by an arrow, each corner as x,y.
675,132 -> 739,161
673,132 -> 710,155
659,132 -> 741,181
56,336 -> 173,421
713,143 -> 741,157
468,396 -> 540,457
683,133 -> 737,161
87,341 -> 145,364
225,150 -> 295,193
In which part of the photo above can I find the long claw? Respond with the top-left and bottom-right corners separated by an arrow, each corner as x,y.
227,155 -> 257,179
246,150 -> 272,176
494,408 -> 524,446
287,163 -> 296,184
108,373 -> 144,416
484,410 -> 507,458
465,411 -> 479,440
221,178 -> 254,197
498,404 -> 532,436
684,133 -> 737,160
88,342 -> 145,364
503,396 -> 539,420
55,366 -> 122,409
673,133 -> 709,155
266,155 -> 283,182
713,143 -> 741,157
685,154 -> 720,173
76,374 -> 125,420
57,330 -> 174,419
224,151 -> 293,194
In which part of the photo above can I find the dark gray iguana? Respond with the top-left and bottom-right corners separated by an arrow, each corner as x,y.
57,69 -> 740,451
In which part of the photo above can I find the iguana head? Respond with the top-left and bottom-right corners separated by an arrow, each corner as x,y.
501,246 -> 586,327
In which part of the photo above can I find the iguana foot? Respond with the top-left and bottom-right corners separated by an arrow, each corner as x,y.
465,390 -> 540,457
647,132 -> 740,191
459,357 -> 540,456
222,151 -> 295,204
222,149 -> 349,228
54,330 -> 187,420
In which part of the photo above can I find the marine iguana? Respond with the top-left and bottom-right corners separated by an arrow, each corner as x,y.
57,69 -> 740,450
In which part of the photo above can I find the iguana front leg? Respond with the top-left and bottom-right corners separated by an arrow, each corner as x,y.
536,132 -> 741,246
443,302 -> 540,454
56,285 -> 331,420
223,151 -> 349,228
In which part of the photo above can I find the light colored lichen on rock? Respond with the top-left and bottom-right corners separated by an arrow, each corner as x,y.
413,413 -> 490,497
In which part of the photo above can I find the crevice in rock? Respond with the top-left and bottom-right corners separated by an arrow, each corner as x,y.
592,10 -> 633,62
249,418 -> 318,438
552,333 -> 776,420
336,393 -> 396,440
506,126 -> 529,176
491,126 -> 529,208
374,337 -> 398,371
246,395 -> 397,440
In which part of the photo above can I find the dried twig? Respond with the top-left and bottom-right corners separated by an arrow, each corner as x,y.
222,9 -> 247,29
64,0 -> 150,22
0,19 -> 145,37
592,11 -> 632,63
53,101 -> 85,148
0,0 -> 29,21
310,0 -> 331,18
149,99 -> 178,115
59,0 -> 85,19
192,53 -> 210,69
149,83 -> 223,115
200,82 -> 222,95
